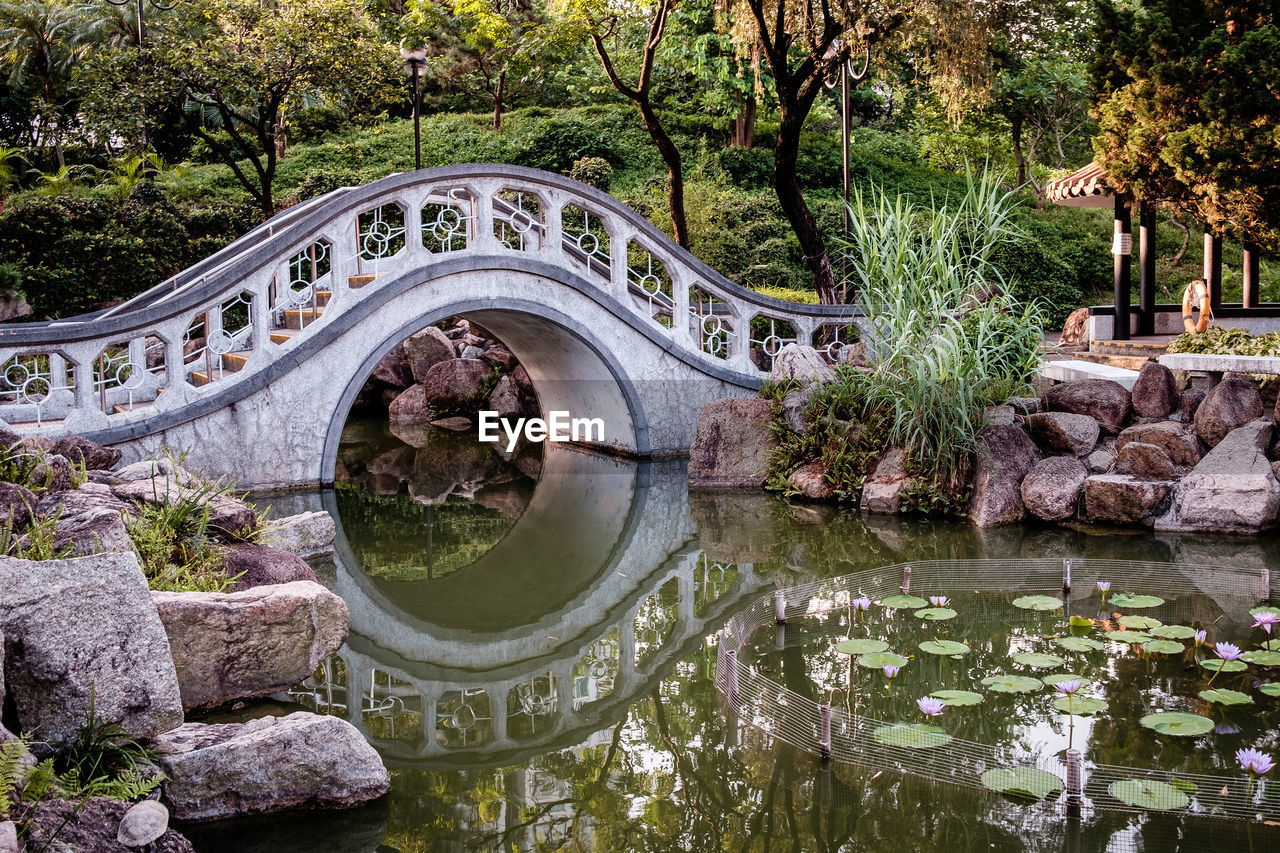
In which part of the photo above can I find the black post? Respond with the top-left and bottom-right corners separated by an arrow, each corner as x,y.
411,65 -> 422,171
840,62 -> 850,291
1138,201 -> 1156,336
1204,232 -> 1223,312
1243,242 -> 1260,308
1112,195 -> 1132,341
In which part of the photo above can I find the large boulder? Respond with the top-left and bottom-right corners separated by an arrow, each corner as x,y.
421,358 -> 491,412
1160,418 -> 1280,533
223,543 -> 317,591
1116,421 -> 1201,467
1114,441 -> 1176,480
21,797 -> 194,852
1059,307 -> 1089,346
968,424 -> 1042,527
387,384 -> 432,424
154,713 -> 390,820
1025,412 -> 1099,457
1129,362 -> 1181,418
688,398 -> 775,488
768,344 -> 836,385
50,436 -> 122,471
370,342 -> 413,389
1193,373 -> 1264,447
860,448 -> 912,514
787,461 -> 835,501
37,484 -> 136,556
0,552 -> 183,741
1179,388 -> 1206,423
1042,379 -> 1132,433
781,385 -> 820,435
259,511 -> 336,557
1020,456 -> 1087,521
1084,475 -> 1174,524
152,581 -> 349,710
486,374 -> 523,420
404,326 -> 456,384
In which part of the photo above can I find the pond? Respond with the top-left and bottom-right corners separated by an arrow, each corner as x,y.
188,421 -> 1280,852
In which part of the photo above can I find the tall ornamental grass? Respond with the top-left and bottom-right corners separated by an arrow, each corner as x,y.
837,172 -> 1044,498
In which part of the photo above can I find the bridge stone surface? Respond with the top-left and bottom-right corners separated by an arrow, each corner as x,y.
0,165 -> 857,488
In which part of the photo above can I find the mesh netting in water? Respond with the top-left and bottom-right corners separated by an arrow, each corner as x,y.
716,558 -> 1278,823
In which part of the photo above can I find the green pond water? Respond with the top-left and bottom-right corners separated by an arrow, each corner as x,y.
188,421 -> 1280,852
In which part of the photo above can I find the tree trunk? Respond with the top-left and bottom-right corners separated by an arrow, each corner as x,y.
638,102 -> 689,247
730,95 -> 756,147
1011,114 -> 1027,188
492,71 -> 505,132
1170,209 -> 1190,267
774,106 -> 837,303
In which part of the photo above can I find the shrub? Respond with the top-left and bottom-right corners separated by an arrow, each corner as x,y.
717,147 -> 774,189
289,102 -> 352,144
569,156 -> 613,191
992,240 -> 1085,328
512,116 -> 613,174
124,479 -> 247,592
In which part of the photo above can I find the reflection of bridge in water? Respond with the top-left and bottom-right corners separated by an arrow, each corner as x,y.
290,449 -> 768,769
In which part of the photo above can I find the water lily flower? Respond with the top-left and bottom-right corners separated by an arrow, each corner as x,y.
1054,680 -> 1082,696
851,596 -> 871,612
1252,611 -> 1280,636
916,696 -> 946,717
1214,722 -> 1242,735
1097,581 -> 1111,594
883,664 -> 900,679
1215,642 -> 1244,661
1237,748 -> 1275,775
929,595 -> 949,607
1194,629 -> 1207,647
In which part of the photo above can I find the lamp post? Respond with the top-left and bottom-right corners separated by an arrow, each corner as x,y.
104,0 -> 176,47
824,43 -> 871,297
399,45 -> 428,171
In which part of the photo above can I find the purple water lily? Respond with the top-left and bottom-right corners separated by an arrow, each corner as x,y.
883,664 -> 900,679
1097,581 -> 1111,594
1237,748 -> 1275,775
1054,680 -> 1082,696
1215,642 -> 1244,661
1194,629 -> 1207,647
929,595 -> 949,608
916,697 -> 946,717
851,596 -> 872,612
1252,611 -> 1280,637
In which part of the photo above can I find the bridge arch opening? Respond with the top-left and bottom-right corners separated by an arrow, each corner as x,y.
322,301 -> 652,488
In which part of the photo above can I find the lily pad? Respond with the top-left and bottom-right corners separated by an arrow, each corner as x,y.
1263,639 -> 1280,651
1068,615 -> 1094,628
981,767 -> 1064,801
872,722 -> 952,749
1012,594 -> 1064,612
1108,779 -> 1189,811
1142,640 -> 1185,655
835,638 -> 890,655
1053,695 -> 1109,715
1260,683 -> 1280,697
857,651 -> 910,669
1108,631 -> 1154,645
1140,711 -> 1214,737
930,689 -> 984,706
1110,593 -> 1165,609
1012,652 -> 1065,669
982,675 -> 1043,694
1150,625 -> 1197,640
1249,606 -> 1280,618
1242,650 -> 1280,666
1199,659 -> 1247,673
1043,672 -> 1090,686
919,640 -> 970,656
881,594 -> 929,610
1056,636 -> 1105,652
1198,688 -> 1253,706
914,607 -> 958,621
1119,615 -> 1162,630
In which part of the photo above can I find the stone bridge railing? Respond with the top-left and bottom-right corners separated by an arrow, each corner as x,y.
0,165 -> 858,436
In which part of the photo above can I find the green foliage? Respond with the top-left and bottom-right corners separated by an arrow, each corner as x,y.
512,115 -> 612,173
50,695 -> 161,801
568,155 -> 612,191
716,146 -> 773,190
289,102 -> 352,145
991,239 -> 1084,328
124,479 -> 237,592
1,509 -> 72,561
1166,326 -> 1280,357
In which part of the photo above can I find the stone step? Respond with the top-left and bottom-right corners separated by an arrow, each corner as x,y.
349,274 -> 376,288
221,350 -> 252,371
112,402 -> 157,415
270,328 -> 297,344
1071,352 -> 1154,371
1090,339 -> 1170,357
1039,359 -> 1141,390
282,307 -> 327,331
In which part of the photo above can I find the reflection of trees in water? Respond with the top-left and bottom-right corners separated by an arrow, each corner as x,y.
333,418 -> 540,581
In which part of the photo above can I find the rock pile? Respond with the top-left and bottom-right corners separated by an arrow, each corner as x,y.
355,317 -> 540,425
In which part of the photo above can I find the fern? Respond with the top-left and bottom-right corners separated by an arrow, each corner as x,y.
0,737 -> 27,820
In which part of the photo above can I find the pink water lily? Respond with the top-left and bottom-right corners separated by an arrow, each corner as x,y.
916,697 -> 946,717
1237,748 -> 1275,775
1252,611 -> 1279,636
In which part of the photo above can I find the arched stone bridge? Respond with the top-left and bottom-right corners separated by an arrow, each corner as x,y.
0,165 -> 857,487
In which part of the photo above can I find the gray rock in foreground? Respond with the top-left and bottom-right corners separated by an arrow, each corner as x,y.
768,344 -> 836,385
0,553 -> 183,741
968,424 -> 1041,527
260,511 -> 336,557
154,713 -> 390,821
1193,373 -> 1264,448
1158,418 -> 1280,533
1084,474 -> 1174,525
21,797 -> 193,852
1020,456 -> 1087,521
1025,411 -> 1099,457
152,581 -> 349,711
224,543 -> 318,591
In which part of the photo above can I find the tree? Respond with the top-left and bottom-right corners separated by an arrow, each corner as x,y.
557,0 -> 691,247
1092,0 -> 1280,250
404,0 -> 548,131
994,55 -> 1091,193
0,0 -> 97,168
82,0 -> 389,218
